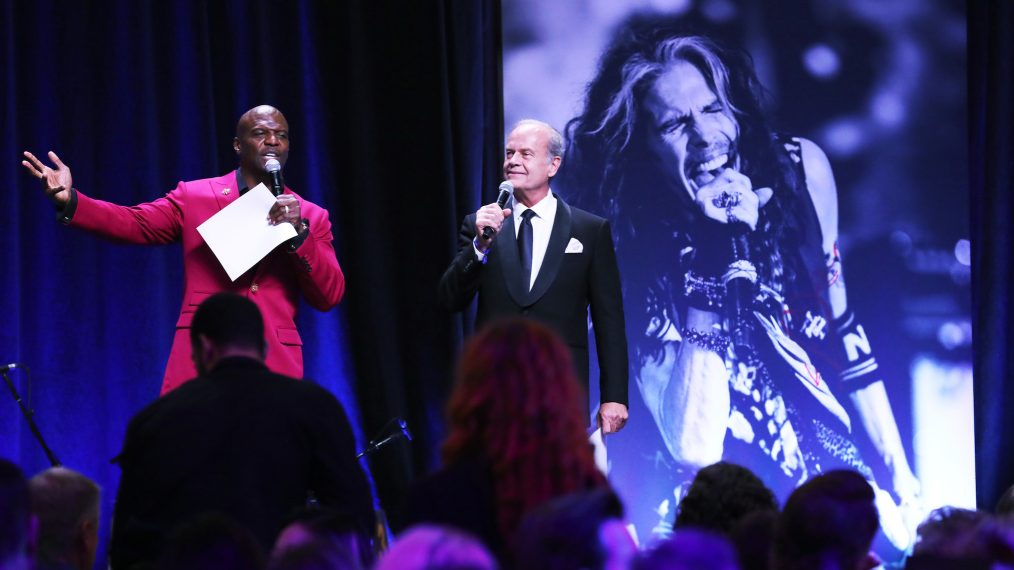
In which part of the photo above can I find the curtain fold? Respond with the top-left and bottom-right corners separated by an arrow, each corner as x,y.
970,0 -> 1014,510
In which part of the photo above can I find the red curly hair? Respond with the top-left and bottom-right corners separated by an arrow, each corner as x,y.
441,318 -> 607,541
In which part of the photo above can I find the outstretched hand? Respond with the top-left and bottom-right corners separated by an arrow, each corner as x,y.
892,462 -> 922,509
22,151 -> 73,207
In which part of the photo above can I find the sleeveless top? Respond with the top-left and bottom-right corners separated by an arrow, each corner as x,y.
635,136 -> 872,499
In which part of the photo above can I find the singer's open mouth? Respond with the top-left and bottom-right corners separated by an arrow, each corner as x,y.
686,146 -> 737,189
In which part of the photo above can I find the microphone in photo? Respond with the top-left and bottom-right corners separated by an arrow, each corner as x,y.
481,181 -> 515,239
265,158 -> 284,196
0,362 -> 19,373
713,166 -> 758,351
726,230 -> 754,346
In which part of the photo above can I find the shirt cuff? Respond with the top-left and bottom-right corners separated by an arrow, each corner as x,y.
57,188 -> 79,224
472,237 -> 488,264
287,218 -> 311,251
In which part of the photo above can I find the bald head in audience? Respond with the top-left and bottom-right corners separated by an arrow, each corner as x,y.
29,467 -> 100,570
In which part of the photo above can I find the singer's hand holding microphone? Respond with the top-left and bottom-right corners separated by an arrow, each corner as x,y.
690,167 -> 773,349
264,158 -> 303,231
474,181 -> 514,252
693,169 -> 772,231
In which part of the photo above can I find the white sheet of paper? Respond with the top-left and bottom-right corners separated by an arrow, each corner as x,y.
197,183 -> 297,281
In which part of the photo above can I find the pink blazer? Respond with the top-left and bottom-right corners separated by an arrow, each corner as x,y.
67,172 -> 345,394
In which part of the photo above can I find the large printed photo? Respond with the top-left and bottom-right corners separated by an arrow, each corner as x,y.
503,0 -> 971,561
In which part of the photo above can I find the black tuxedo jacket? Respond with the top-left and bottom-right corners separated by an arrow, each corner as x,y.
439,195 -> 628,407
109,357 -> 374,569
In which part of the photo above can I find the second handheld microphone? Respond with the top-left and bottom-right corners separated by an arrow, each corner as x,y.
481,181 -> 515,239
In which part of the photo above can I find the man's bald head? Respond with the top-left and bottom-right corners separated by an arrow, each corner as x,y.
29,467 -> 101,570
236,105 -> 287,138
233,105 -> 291,178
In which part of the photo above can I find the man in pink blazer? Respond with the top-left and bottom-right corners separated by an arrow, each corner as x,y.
22,105 -> 345,395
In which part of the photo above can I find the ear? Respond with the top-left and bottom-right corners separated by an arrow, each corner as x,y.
27,514 -> 39,558
200,334 -> 217,360
547,155 -> 562,178
191,334 -> 217,369
77,518 -> 99,563
81,517 -> 98,544
233,137 -> 241,154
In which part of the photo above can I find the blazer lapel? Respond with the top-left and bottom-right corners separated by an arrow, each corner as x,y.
526,196 -> 572,305
494,204 -> 529,307
212,172 -> 241,211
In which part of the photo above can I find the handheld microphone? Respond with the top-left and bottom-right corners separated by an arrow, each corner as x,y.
0,362 -> 19,373
725,230 -> 755,350
265,158 -> 284,197
713,165 -> 758,351
481,181 -> 515,239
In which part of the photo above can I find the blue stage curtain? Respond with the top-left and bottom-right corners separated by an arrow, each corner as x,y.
0,1 -> 502,567
970,0 -> 1014,510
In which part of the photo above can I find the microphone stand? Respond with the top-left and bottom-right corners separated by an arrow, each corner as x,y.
356,418 -> 412,459
2,366 -> 61,466
354,417 -> 411,557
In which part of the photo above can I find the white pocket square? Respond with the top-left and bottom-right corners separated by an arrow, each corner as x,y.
565,238 -> 583,253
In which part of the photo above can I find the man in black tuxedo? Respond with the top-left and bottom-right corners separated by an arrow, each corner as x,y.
109,293 -> 374,569
439,119 -> 629,433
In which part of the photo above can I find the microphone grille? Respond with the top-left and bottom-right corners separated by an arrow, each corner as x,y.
498,181 -> 514,195
265,158 -> 281,173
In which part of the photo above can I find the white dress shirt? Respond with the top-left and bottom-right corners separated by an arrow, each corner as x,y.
512,192 -> 557,291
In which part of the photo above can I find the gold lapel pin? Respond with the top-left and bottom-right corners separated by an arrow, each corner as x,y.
222,188 -> 231,196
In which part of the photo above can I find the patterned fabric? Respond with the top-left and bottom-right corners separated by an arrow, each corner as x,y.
636,135 -> 871,495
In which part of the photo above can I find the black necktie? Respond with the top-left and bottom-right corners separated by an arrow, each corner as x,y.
518,209 -> 535,291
